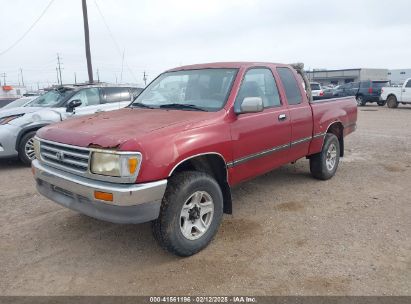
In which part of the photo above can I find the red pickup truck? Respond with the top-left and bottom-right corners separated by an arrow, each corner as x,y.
32,62 -> 357,256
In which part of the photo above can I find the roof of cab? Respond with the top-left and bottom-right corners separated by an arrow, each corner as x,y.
167,62 -> 291,72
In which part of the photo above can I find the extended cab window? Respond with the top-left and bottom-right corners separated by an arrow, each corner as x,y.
235,68 -> 281,110
277,67 -> 302,105
405,80 -> 411,88
67,88 -> 100,107
103,87 -> 132,103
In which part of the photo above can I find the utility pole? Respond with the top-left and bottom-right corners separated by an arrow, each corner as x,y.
1,72 -> 6,85
97,69 -> 100,83
57,53 -> 63,85
74,72 -> 77,84
143,71 -> 148,86
56,67 -> 60,84
120,49 -> 125,83
82,0 -> 94,83
20,68 -> 25,86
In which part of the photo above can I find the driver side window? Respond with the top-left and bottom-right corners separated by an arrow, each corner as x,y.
67,88 -> 100,107
235,68 -> 281,111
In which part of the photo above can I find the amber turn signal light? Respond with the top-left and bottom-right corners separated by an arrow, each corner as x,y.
128,157 -> 139,174
94,191 -> 113,202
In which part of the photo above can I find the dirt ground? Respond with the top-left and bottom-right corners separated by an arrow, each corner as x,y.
0,105 -> 410,296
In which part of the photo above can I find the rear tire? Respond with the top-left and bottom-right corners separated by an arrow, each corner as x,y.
310,134 -> 340,180
387,96 -> 398,108
18,131 -> 37,166
377,100 -> 386,106
356,95 -> 366,106
152,171 -> 223,257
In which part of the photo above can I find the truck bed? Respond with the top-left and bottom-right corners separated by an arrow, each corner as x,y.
309,96 -> 357,154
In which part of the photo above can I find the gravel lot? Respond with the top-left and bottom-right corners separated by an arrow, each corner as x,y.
0,105 -> 410,296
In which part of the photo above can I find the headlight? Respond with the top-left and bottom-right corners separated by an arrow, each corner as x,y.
0,114 -> 24,125
90,151 -> 141,178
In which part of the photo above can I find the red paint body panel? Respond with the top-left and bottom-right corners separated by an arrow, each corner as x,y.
37,62 -> 357,187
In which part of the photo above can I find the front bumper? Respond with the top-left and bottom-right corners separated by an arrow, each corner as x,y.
32,160 -> 167,224
0,124 -> 19,158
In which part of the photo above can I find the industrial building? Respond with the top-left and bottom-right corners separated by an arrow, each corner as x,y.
306,68 -> 388,86
0,85 -> 27,100
388,69 -> 411,85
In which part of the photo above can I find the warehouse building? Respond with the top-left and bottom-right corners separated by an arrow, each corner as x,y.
388,69 -> 411,85
306,68 -> 388,86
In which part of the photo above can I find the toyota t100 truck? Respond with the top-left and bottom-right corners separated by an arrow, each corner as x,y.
32,62 -> 357,256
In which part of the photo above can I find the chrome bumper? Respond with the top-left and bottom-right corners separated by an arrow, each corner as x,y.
32,160 -> 167,224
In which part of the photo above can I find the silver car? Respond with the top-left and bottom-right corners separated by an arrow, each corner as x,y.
1,96 -> 39,109
0,85 -> 143,165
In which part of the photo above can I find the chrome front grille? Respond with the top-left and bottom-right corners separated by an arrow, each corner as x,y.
40,140 -> 90,174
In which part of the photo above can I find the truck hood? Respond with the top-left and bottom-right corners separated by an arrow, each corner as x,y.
37,108 -> 217,148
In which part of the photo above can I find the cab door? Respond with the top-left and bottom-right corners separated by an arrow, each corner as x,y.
276,67 -> 313,161
402,79 -> 411,102
230,68 -> 291,184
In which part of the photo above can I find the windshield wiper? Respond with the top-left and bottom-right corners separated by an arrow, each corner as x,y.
130,103 -> 155,109
159,103 -> 206,111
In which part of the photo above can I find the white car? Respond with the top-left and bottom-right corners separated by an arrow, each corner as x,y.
310,82 -> 324,99
0,84 -> 143,164
381,78 -> 411,108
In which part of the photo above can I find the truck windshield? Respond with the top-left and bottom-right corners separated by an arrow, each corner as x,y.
28,90 -> 72,108
131,69 -> 237,111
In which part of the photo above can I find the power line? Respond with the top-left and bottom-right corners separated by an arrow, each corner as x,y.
93,0 -> 139,84
0,0 -> 55,57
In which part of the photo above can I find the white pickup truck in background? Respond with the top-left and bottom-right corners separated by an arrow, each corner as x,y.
381,78 -> 411,108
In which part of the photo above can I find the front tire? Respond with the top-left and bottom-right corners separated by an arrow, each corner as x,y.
152,171 -> 223,257
310,134 -> 340,180
387,96 -> 398,108
18,131 -> 37,166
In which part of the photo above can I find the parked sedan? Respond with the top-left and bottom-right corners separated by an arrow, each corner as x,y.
0,84 -> 143,165
321,85 -> 334,98
310,82 -> 324,100
1,96 -> 39,110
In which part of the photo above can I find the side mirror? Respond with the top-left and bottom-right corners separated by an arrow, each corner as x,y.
66,99 -> 82,112
235,97 -> 264,114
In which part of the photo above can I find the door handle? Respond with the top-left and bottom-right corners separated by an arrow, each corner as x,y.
278,114 -> 287,121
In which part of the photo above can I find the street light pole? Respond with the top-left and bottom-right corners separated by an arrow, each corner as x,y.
82,0 -> 93,83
